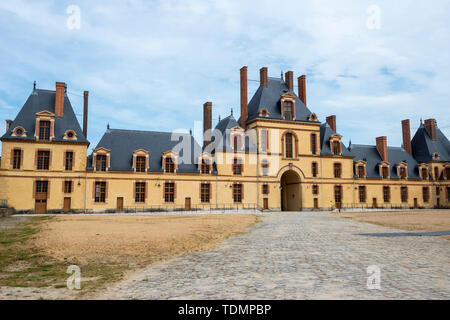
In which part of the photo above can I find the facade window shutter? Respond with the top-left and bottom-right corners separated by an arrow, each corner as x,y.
105,181 -> 108,199
199,183 -> 202,201
146,156 -> 149,171
73,152 -> 76,170
145,182 -> 148,200
209,183 -> 212,200
241,183 -> 244,200
174,182 -> 177,200
49,150 -> 52,169
133,182 -> 136,200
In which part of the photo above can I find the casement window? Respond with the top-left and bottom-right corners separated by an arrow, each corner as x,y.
401,187 -> 408,203
96,155 -> 107,172
13,149 -> 22,169
283,101 -> 293,120
262,184 -> 269,195
233,184 -> 242,203
200,183 -> 210,203
311,134 -> 317,155
233,158 -> 242,175
37,151 -> 50,170
334,163 -> 342,178
312,162 -> 318,178
64,181 -> 72,194
334,185 -> 342,203
312,185 -> 319,195
261,130 -> 268,153
165,157 -> 175,173
421,168 -> 428,180
261,160 -> 269,176
285,133 -> 293,158
136,156 -> 146,173
434,167 -> 439,180
399,167 -> 407,179
383,186 -> 390,203
65,151 -> 73,171
359,186 -> 367,203
39,120 -> 51,141
357,165 -> 365,178
94,182 -> 106,203
200,159 -> 210,174
332,141 -> 341,156
36,181 -> 48,194
233,135 -> 242,152
381,166 -> 389,179
422,187 -> 430,203
436,186 -> 440,196
135,182 -> 146,203
164,182 -> 175,203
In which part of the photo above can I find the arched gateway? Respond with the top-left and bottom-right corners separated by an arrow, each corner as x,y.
280,170 -> 302,211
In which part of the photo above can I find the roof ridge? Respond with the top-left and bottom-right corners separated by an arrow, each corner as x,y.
108,128 -> 191,135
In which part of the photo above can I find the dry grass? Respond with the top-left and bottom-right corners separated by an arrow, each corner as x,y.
336,210 -> 450,239
0,214 -> 258,298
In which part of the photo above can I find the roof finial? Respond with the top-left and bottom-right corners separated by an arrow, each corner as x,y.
420,118 -> 423,125
33,81 -> 36,91
218,115 -> 221,122
189,129 -> 192,136
107,123 -> 110,130
231,108 -> 233,116
281,71 -> 284,81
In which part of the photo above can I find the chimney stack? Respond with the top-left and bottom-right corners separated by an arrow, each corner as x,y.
240,66 -> 248,129
260,67 -> 268,87
83,91 -> 89,138
55,82 -> 65,117
424,119 -> 437,140
203,102 -> 212,149
401,119 -> 412,155
285,71 -> 294,91
298,75 -> 306,106
326,115 -> 337,133
376,136 -> 389,162
5,120 -> 12,132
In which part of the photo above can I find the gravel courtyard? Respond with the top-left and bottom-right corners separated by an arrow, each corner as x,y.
99,212 -> 450,300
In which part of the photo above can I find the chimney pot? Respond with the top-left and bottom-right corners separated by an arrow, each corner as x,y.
203,102 -> 212,149
55,82 -> 66,117
401,119 -> 412,155
83,91 -> 89,138
326,115 -> 337,133
285,71 -> 294,91
260,67 -> 268,87
376,136 -> 389,162
298,75 -> 307,106
240,66 -> 248,129
424,119 -> 437,140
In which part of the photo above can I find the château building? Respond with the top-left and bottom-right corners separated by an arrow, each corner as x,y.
0,67 -> 449,213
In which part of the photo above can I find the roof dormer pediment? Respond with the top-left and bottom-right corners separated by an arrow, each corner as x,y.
36,110 -> 55,118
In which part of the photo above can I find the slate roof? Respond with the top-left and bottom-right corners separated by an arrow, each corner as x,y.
320,123 -> 352,157
240,77 -> 318,124
211,114 -> 257,153
411,123 -> 450,162
0,89 -> 88,143
348,144 -> 421,179
88,128 -> 202,173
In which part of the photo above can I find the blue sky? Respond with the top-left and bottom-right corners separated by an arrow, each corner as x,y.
0,0 -> 449,152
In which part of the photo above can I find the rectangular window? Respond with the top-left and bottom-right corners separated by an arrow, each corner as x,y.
136,156 -> 146,173
135,182 -> 146,203
233,184 -> 242,203
400,167 -> 407,179
421,168 -> 428,180
201,159 -> 210,174
13,149 -> 21,169
422,187 -> 430,203
94,182 -> 106,203
358,165 -> 365,178
383,186 -> 390,203
285,133 -> 293,158
262,184 -> 269,195
65,151 -> 73,171
312,185 -> 319,195
334,163 -> 342,178
39,120 -> 50,141
64,181 -> 72,194
311,134 -> 317,155
359,186 -> 367,203
36,181 -> 48,194
436,186 -> 440,196
261,130 -> 268,153
312,162 -> 318,178
401,187 -> 408,203
332,141 -> 340,156
334,185 -> 342,203
201,183 -> 210,203
165,157 -> 175,173
96,155 -> 107,171
283,101 -> 293,120
434,167 -> 439,180
233,158 -> 242,175
164,182 -> 175,203
37,151 -> 50,170
261,160 -> 269,176
382,166 -> 389,179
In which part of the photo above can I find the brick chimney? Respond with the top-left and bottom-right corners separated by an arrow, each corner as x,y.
376,136 -> 389,162
240,66 -> 248,129
260,67 -> 268,87
298,75 -> 306,106
203,102 -> 212,149
424,119 -> 437,140
5,120 -> 12,132
83,91 -> 89,138
285,71 -> 294,91
55,82 -> 66,117
401,119 -> 412,155
326,115 -> 337,133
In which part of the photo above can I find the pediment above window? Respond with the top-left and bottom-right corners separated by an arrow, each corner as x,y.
35,110 -> 55,118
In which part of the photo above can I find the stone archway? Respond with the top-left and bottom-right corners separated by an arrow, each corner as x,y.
280,170 -> 302,211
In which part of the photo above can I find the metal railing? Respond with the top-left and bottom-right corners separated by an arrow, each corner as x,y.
119,203 -> 264,214
335,203 -> 443,210
0,200 -> 7,208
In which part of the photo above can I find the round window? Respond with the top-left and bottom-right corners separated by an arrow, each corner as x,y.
67,131 -> 74,138
16,129 -> 23,135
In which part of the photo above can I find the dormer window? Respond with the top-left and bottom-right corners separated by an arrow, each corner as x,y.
379,163 -> 390,179
93,147 -> 111,172
35,111 -> 55,141
12,126 -> 27,137
329,134 -> 342,156
132,149 -> 149,173
396,162 -> 408,179
421,167 -> 428,180
136,156 -> 146,172
63,130 -> 77,140
433,152 -> 440,160
281,92 -> 296,121
231,130 -> 244,152
355,161 -> 366,179
162,152 -> 178,173
259,109 -> 269,117
39,120 -> 51,141
284,101 -> 293,120
201,159 -> 211,174
96,155 -> 107,171
400,167 -> 407,179
308,113 -> 318,121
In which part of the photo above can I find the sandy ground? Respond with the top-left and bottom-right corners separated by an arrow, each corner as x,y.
336,209 -> 450,239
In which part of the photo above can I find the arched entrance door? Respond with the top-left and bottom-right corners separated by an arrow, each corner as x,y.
280,170 -> 302,211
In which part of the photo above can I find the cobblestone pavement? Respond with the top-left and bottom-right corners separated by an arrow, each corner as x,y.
99,212 -> 450,300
